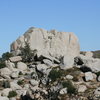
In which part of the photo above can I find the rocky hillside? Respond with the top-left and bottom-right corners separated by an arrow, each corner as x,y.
81,50 -> 100,59
0,27 -> 100,100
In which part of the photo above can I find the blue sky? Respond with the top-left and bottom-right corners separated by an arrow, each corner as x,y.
0,0 -> 100,56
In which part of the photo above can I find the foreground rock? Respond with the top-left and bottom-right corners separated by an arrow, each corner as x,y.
79,54 -> 100,72
17,62 -> 27,71
85,72 -> 93,81
0,97 -> 9,100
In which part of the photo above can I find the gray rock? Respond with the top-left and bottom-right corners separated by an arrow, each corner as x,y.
85,72 -> 93,81
1,88 -> 12,97
43,59 -> 53,66
5,60 -> 15,71
59,88 -> 67,95
78,85 -> 87,93
11,71 -> 19,78
17,62 -> 27,71
60,55 -> 74,69
30,80 -> 39,86
9,56 -> 22,62
79,54 -> 100,72
9,98 -> 16,100
11,27 -> 80,69
0,68 -> 12,76
66,75 -> 73,80
94,87 -> 100,95
36,64 -> 48,74
10,82 -> 22,90
0,97 -> 9,100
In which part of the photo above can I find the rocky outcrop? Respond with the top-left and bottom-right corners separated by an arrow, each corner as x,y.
11,27 -> 80,69
11,27 -> 80,58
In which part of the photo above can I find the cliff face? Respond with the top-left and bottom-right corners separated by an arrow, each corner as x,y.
10,27 -> 80,59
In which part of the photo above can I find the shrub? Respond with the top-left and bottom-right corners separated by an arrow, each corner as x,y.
2,80 -> 10,88
48,68 -> 62,81
20,42 -> 37,62
0,62 -> 6,69
8,91 -> 17,98
2,52 -> 13,60
62,80 -> 77,95
17,80 -> 24,85
95,71 -> 100,77
0,52 -> 13,69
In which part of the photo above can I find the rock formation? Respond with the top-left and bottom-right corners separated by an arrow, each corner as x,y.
0,27 -> 100,100
10,27 -> 80,69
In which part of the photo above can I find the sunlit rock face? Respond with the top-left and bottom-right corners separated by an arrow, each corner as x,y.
11,27 -> 80,58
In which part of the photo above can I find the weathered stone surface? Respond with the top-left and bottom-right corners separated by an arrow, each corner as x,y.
94,87 -> 100,95
0,97 -> 9,100
59,88 -> 67,95
60,55 -> 74,69
17,62 -> 27,71
11,71 -> 19,78
11,27 -> 80,68
36,64 -> 48,74
66,75 -> 73,80
1,88 -> 12,97
30,80 -> 39,86
85,72 -> 93,81
0,68 -> 12,76
79,54 -> 100,72
9,56 -> 22,62
43,59 -> 53,66
78,85 -> 87,93
10,82 -> 22,90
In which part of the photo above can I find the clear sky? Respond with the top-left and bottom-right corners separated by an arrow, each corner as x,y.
0,0 -> 100,56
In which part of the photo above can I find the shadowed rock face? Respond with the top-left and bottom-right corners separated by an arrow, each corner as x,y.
11,27 -> 80,59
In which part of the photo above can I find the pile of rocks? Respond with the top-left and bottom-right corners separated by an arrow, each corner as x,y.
0,27 -> 100,100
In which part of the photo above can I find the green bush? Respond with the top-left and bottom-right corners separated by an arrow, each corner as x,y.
62,80 -> 77,95
17,80 -> 24,85
0,62 -> 6,69
3,80 -> 10,88
20,42 -> 37,62
0,52 -> 13,69
95,71 -> 100,77
8,91 -> 17,98
2,52 -> 13,60
48,68 -> 62,81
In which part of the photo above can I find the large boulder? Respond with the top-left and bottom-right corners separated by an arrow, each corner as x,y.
10,82 -> 22,90
17,62 -> 27,71
0,68 -> 12,76
0,97 -> 9,100
10,27 -> 80,69
1,88 -> 12,97
9,56 -> 22,62
85,72 -> 93,81
79,54 -> 100,72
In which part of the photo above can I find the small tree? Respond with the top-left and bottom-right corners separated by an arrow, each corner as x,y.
2,52 -> 13,60
8,91 -> 17,98
20,42 -> 37,62
62,80 -> 77,95
0,52 -> 13,69
48,68 -> 62,81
